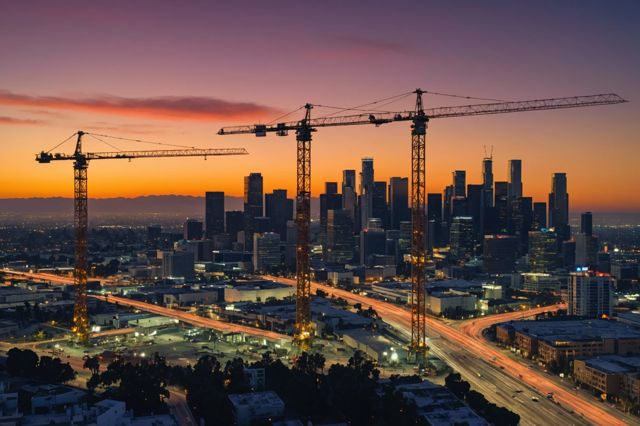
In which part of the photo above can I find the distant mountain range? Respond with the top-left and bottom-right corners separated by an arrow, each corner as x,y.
0,196 -> 321,218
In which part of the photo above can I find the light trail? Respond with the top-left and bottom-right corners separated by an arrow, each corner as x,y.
91,294 -> 287,341
264,275 -> 627,426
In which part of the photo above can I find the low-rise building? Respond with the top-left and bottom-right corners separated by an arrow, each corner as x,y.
574,355 -> 640,402
497,319 -> 640,366
427,290 -> 477,316
228,391 -> 285,426
393,381 -> 488,426
224,280 -> 294,303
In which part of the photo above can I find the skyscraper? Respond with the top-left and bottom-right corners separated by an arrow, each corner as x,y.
225,211 -> 245,243
549,172 -> 570,242
466,184 -> 483,240
452,170 -> 466,197
372,181 -> 388,227
533,202 -> 547,229
326,209 -> 354,264
320,183 -> 343,245
244,172 -> 264,250
253,232 -> 282,272
360,158 -> 374,227
342,170 -> 357,224
508,159 -> 522,199
482,155 -> 494,208
568,272 -> 612,318
528,228 -> 559,272
449,216 -> 474,260
494,181 -> 509,233
389,177 -> 409,230
183,218 -> 203,240
265,189 -> 294,241
581,211 -> 593,236
575,212 -> 598,268
205,191 -> 225,238
427,193 -> 443,248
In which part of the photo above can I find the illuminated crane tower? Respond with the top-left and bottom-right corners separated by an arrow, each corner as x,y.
218,92 -> 625,355
36,131 -> 248,343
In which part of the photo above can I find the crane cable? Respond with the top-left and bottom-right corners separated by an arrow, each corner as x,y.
45,132 -> 78,153
86,133 -> 123,152
266,105 -> 306,125
316,91 -> 415,119
423,90 -> 507,103
85,132 -> 196,149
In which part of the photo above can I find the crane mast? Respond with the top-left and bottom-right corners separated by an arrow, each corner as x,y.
218,91 -> 626,357
36,131 -> 249,343
294,105 -> 315,348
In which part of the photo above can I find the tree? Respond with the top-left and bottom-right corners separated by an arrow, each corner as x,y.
6,348 -> 38,377
83,355 -> 100,375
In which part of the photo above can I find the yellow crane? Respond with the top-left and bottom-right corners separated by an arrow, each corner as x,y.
219,91 -> 625,356
36,130 -> 248,343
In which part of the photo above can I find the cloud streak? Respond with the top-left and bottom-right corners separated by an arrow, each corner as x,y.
0,90 -> 281,122
0,116 -> 45,125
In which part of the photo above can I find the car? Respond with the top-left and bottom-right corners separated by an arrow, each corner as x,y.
531,397 -> 539,402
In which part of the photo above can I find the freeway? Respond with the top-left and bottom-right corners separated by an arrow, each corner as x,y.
264,275 -> 634,426
1,268 -> 115,286
91,294 -> 287,341
458,303 -> 566,339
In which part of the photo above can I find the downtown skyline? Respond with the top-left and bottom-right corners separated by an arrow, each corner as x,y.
1,1 -> 638,212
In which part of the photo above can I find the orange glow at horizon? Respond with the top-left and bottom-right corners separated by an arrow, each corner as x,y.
1,105 -> 638,213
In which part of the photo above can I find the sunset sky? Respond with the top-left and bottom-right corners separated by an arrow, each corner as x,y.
1,1 -> 638,211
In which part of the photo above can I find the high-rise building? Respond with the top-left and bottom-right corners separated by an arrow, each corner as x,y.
205,192 -> 225,238
326,209 -> 354,264
320,182 -> 342,223
568,272 -> 613,318
494,181 -> 509,233
162,250 -> 195,280
453,170 -> 466,197
427,193 -> 443,247
510,196 -> 533,254
359,227 -> 386,266
225,211 -> 245,243
508,159 -> 522,199
244,172 -> 264,250
533,202 -> 547,230
575,212 -> 598,268
342,170 -> 357,224
443,185 -> 454,230
183,218 -> 203,240
482,156 -> 494,208
483,235 -> 518,274
549,173 -> 570,242
467,184 -> 483,240
360,158 -> 375,227
581,211 -> 593,236
389,177 -> 409,230
528,228 -> 558,272
253,232 -> 282,272
449,216 -> 474,260
265,189 -> 293,240
372,181 -> 388,227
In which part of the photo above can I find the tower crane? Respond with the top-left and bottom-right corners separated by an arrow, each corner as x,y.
36,131 -> 249,343
218,91 -> 626,355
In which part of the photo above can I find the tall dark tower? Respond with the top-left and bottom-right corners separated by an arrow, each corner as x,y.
265,189 -> 294,240
452,170 -> 466,197
549,173 -> 570,242
508,159 -> 522,199
389,177 -> 409,230
581,211 -> 593,236
482,154 -> 493,208
360,158 -> 374,227
205,191 -> 225,238
244,172 -> 264,250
